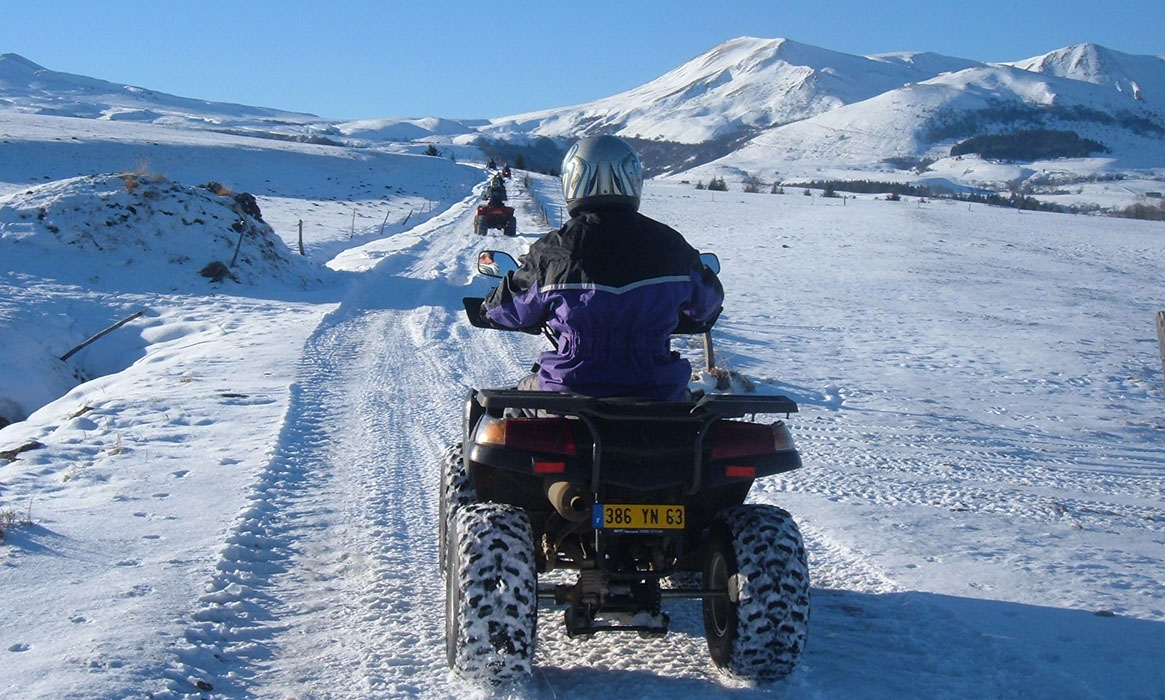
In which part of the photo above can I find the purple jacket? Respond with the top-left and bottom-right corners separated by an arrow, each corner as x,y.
483,208 -> 723,400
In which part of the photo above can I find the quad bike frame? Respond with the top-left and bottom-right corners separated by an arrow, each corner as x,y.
474,204 -> 516,236
458,388 -> 799,637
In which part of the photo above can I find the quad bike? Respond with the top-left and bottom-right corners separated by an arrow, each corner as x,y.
473,204 -> 517,236
441,250 -> 810,684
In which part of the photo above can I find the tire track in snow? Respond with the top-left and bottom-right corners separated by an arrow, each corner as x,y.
777,411 -> 1165,533
150,174 -> 542,698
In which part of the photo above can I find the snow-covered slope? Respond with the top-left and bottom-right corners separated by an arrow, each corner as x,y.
0,53 -> 320,130
4,38 -> 1164,188
685,61 -> 1165,182
335,116 -> 489,141
483,37 -> 982,144
1008,43 -> 1165,104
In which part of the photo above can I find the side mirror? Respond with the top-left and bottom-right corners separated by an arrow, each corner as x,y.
477,250 -> 519,278
699,252 -> 721,274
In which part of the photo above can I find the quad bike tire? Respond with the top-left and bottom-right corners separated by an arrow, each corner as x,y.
439,442 -> 475,574
445,502 -> 538,683
702,504 -> 810,681
503,217 -> 517,237
473,215 -> 487,236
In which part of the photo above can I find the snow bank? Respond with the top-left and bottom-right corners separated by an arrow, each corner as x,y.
0,172 -> 331,424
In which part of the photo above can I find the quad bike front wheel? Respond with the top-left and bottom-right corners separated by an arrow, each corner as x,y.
445,502 -> 538,683
702,504 -> 810,681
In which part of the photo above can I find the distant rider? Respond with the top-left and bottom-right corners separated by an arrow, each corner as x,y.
481,135 -> 723,401
485,172 -> 507,206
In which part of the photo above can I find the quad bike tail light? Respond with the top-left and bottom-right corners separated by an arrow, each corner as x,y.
474,415 -> 578,456
710,420 -> 796,461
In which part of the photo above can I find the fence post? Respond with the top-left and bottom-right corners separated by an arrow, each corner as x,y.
297,220 -> 304,255
60,310 -> 148,362
1157,311 -> 1165,392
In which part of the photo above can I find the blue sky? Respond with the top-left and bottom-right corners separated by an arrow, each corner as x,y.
4,0 -> 1163,120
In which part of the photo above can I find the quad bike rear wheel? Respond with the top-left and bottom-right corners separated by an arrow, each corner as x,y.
439,442 -> 475,573
702,504 -> 810,681
473,215 -> 487,236
445,502 -> 538,683
503,217 -> 517,236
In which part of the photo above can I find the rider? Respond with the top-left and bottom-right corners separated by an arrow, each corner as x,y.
481,135 -> 723,401
485,172 -> 507,206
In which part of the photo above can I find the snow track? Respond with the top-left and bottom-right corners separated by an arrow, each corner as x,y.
155,176 -> 542,699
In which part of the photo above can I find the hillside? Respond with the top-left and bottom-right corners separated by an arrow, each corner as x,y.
481,37 -> 983,144
680,61 -> 1165,187
1007,43 -> 1165,104
4,37 -> 1164,204
0,53 -> 320,131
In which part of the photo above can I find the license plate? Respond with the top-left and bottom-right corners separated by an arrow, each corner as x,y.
593,504 -> 685,530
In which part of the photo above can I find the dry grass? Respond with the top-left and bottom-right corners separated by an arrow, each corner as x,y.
204,181 -> 234,196
0,502 -> 33,542
120,161 -> 167,194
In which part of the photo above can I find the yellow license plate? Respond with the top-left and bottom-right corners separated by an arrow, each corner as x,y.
593,504 -> 685,530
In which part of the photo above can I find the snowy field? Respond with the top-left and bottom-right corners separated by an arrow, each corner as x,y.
1,117 -> 1164,699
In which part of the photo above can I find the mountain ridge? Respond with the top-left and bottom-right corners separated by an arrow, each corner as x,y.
0,51 -> 318,125
2,38 -> 1163,191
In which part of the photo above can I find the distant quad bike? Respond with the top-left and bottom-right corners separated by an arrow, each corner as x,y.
441,250 -> 810,684
474,204 -> 517,236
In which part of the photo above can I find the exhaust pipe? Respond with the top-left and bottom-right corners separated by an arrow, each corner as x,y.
546,481 -> 589,522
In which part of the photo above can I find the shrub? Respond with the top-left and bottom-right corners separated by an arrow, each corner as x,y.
423,144 -> 440,157
707,177 -> 728,191
741,171 -> 763,193
1113,200 -> 1165,221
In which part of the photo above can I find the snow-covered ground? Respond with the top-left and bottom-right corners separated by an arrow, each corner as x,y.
2,115 -> 1164,699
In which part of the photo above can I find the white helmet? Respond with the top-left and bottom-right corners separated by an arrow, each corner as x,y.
560,135 -> 643,215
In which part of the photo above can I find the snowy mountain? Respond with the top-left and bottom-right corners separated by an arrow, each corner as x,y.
473,37 -> 1165,185
482,37 -> 983,144
2,37 -> 1164,196
683,60 -> 1165,185
0,53 -> 321,131
1007,43 -> 1165,104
